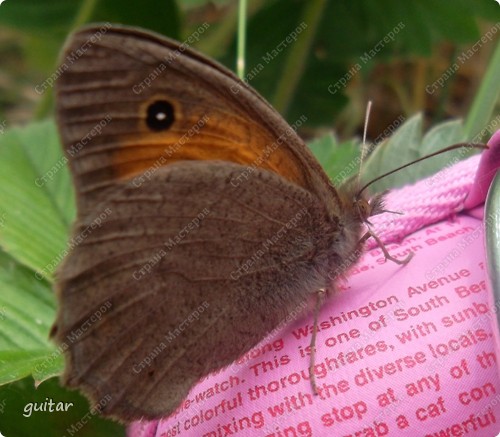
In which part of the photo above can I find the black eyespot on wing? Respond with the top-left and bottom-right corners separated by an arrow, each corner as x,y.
146,100 -> 175,131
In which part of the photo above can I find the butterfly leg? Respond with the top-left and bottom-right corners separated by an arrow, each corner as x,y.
309,288 -> 326,395
365,230 -> 413,265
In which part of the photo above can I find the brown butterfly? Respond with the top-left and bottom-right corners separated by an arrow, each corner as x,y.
51,24 -> 478,422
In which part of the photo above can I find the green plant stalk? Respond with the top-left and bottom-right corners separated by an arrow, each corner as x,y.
34,0 -> 100,120
34,88 -> 54,121
237,0 -> 247,80
271,0 -> 327,116
70,0 -> 99,30
464,39 -> 500,141
195,3 -> 239,57
196,0 -> 264,60
431,47 -> 462,124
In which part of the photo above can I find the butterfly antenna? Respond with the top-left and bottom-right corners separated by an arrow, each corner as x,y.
356,101 -> 372,191
356,142 -> 488,266
356,142 -> 488,198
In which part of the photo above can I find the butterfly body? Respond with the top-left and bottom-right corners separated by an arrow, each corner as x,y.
52,24 -> 370,421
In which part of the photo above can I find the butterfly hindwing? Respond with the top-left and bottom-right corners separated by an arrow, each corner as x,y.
52,161 -> 337,420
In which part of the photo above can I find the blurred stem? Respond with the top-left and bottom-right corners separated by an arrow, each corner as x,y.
34,0 -> 99,120
386,79 -> 412,116
237,0 -> 247,79
433,47 -> 458,124
271,0 -> 327,116
34,88 -> 54,121
196,0 -> 264,60
464,39 -> 500,141
413,58 -> 426,112
70,0 -> 99,30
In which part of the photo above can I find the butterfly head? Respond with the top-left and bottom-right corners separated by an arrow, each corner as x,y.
337,176 -> 386,227
352,191 -> 386,225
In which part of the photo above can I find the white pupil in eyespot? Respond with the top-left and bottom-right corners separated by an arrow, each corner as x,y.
156,112 -> 167,120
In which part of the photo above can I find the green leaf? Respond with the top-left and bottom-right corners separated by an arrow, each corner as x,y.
178,0 -> 232,7
0,377 -> 125,437
91,0 -> 180,39
0,119 -> 74,280
474,0 -> 500,20
221,0 -> 490,126
361,113 -> 422,192
0,0 -> 79,32
0,250 -> 60,384
0,0 -> 180,38
0,116 -> 123,428
360,114 -> 475,193
1,0 -> 182,119
308,133 -> 360,185
415,0 -> 480,45
0,351 -> 62,385
464,39 -> 500,141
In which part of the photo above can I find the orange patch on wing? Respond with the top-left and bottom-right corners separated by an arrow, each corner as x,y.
108,118 -> 308,190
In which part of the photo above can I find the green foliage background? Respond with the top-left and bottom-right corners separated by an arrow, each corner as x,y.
0,0 -> 498,435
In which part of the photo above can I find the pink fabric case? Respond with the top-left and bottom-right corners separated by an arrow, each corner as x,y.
130,130 -> 500,437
